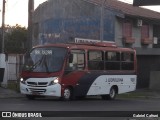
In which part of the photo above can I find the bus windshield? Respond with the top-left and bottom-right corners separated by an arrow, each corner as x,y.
23,47 -> 67,73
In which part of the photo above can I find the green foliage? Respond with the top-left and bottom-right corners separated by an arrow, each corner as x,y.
5,24 -> 28,54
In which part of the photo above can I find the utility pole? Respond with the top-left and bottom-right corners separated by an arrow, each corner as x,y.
0,0 -> 6,85
1,0 -> 5,53
100,0 -> 105,42
28,0 -> 34,50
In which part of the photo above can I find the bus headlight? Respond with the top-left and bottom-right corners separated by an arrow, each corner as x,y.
20,78 -> 26,85
49,77 -> 59,86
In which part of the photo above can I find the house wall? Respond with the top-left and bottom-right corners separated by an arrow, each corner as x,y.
33,0 -> 120,46
115,17 -> 160,88
150,71 -> 160,90
115,18 -> 153,48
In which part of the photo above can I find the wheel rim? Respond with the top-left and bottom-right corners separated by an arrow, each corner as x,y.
110,88 -> 115,98
64,88 -> 71,100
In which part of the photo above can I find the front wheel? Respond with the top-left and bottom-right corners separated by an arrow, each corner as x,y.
61,87 -> 73,101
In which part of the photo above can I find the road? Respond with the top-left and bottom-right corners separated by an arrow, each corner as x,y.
0,97 -> 160,120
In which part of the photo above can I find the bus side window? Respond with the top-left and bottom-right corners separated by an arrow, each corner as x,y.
121,52 -> 134,70
105,52 -> 120,70
88,51 -> 104,70
66,50 -> 85,71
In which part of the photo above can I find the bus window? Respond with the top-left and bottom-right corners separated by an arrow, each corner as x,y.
66,50 -> 85,71
88,51 -> 104,70
105,52 -> 120,70
121,52 -> 134,70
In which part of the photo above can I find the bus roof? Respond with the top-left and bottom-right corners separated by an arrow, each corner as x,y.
33,42 -> 135,52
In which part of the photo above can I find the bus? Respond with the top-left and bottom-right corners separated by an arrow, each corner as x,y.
20,39 -> 137,100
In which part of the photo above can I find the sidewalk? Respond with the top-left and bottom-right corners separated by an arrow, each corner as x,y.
0,86 -> 160,99
0,87 -> 24,99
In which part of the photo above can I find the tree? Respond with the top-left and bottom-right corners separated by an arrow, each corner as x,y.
5,24 -> 28,54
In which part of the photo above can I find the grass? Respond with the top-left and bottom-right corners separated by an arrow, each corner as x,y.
7,80 -> 20,92
117,90 -> 154,99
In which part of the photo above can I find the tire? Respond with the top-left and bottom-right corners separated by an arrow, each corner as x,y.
108,87 -> 117,100
62,87 -> 73,101
101,87 -> 117,100
26,95 -> 36,100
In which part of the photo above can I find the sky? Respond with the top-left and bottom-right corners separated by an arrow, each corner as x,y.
0,0 -> 160,27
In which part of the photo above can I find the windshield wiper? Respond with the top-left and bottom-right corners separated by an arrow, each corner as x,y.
28,56 -> 45,71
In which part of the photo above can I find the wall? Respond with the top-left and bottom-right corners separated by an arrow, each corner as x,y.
0,54 -> 7,86
7,54 -> 24,81
33,0 -> 119,46
115,17 -> 154,48
115,16 -> 160,89
150,71 -> 160,90
0,54 -> 24,87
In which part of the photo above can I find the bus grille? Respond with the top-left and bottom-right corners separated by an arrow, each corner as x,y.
29,88 -> 46,94
27,82 -> 48,87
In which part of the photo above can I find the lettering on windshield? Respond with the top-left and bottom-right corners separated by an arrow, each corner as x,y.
34,50 -> 53,55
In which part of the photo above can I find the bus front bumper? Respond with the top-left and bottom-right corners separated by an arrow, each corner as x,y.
20,83 -> 61,97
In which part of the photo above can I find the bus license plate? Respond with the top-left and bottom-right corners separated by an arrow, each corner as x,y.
32,92 -> 40,95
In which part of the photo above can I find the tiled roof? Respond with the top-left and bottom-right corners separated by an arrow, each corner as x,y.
87,0 -> 160,20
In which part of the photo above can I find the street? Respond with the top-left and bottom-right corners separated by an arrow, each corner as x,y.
1,97 -> 160,111
0,97 -> 160,120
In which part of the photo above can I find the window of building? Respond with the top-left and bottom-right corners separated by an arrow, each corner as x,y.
123,21 -> 132,38
88,51 -> 104,70
141,24 -> 149,38
105,52 -> 120,70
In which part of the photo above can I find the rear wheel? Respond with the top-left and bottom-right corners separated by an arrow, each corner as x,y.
101,87 -> 117,100
108,87 -> 117,100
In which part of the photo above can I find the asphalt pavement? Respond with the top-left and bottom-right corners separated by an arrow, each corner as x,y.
0,86 -> 160,99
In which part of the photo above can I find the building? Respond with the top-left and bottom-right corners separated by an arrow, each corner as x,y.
33,0 -> 160,88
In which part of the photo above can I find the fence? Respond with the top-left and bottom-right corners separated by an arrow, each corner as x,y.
7,54 -> 24,81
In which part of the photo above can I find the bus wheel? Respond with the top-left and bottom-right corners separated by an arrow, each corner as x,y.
101,87 -> 117,100
62,88 -> 72,101
26,95 -> 35,100
108,87 -> 117,100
